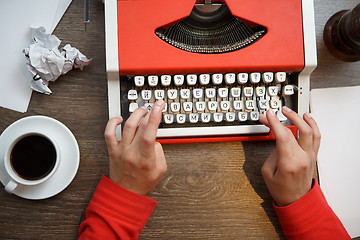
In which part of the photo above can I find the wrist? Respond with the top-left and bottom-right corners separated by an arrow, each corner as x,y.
274,179 -> 316,207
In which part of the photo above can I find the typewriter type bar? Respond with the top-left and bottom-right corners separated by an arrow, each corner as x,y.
155,3 -> 267,54
104,0 -> 317,143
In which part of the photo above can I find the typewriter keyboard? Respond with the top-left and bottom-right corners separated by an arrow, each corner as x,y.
120,72 -> 298,131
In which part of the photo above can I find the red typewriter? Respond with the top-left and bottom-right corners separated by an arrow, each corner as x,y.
104,0 -> 317,144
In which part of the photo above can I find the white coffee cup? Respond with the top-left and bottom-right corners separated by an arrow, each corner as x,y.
2,132 -> 60,194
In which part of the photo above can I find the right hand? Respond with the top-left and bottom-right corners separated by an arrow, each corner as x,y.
259,107 -> 321,207
104,100 -> 167,196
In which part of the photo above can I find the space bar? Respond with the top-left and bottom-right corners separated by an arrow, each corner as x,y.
156,125 -> 270,138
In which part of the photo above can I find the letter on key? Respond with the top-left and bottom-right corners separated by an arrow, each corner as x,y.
141,90 -> 151,100
164,114 -> 174,124
167,89 -> 178,100
262,72 -> 273,83
155,90 -> 164,99
193,89 -> 203,99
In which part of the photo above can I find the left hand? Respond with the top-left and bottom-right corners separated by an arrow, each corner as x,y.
104,100 -> 167,196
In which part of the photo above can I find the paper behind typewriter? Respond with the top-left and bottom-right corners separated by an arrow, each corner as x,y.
0,0 -> 71,112
311,86 -> 360,238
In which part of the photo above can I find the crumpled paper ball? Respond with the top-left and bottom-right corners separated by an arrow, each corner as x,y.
23,26 -> 92,94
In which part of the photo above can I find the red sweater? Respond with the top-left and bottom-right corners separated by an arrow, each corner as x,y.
78,176 -> 350,240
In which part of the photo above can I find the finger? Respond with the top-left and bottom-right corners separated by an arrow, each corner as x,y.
135,100 -> 163,137
122,106 -> 148,145
136,100 -> 165,154
265,108 -> 294,157
303,113 -> 321,155
137,106 -> 152,132
282,106 -> 313,152
145,100 -> 165,139
266,108 -> 291,142
104,117 -> 123,151
136,100 -> 165,138
259,113 -> 269,127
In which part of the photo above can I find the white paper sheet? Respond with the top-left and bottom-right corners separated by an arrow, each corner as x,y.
311,86 -> 360,238
52,0 -> 72,32
0,0 -> 71,113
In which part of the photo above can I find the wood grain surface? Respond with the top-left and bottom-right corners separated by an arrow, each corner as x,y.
0,0 -> 359,239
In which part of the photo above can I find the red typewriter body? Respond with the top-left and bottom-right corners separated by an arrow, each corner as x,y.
116,0 -> 304,75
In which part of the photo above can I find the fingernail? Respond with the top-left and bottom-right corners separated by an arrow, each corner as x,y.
282,106 -> 292,113
141,106 -> 149,112
304,112 -> 312,119
155,99 -> 164,106
116,116 -> 123,120
259,113 -> 266,121
267,108 -> 275,116
151,105 -> 161,117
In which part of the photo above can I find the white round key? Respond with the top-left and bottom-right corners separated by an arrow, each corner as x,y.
161,75 -> 171,86
199,74 -> 210,85
187,74 -> 197,86
262,72 -> 274,83
174,75 -> 184,86
275,72 -> 286,83
148,75 -> 158,86
134,76 -> 145,87
212,74 -> 223,85
238,73 -> 248,84
250,72 -> 261,84
225,73 -> 236,84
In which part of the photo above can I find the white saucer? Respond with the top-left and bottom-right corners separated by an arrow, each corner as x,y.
0,116 -> 80,200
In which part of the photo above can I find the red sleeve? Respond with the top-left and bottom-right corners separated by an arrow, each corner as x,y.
274,179 -> 350,240
78,176 -> 157,240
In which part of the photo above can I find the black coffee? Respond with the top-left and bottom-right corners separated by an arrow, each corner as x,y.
10,135 -> 57,180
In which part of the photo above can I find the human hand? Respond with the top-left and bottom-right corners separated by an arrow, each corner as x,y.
104,100 -> 167,196
259,107 -> 321,207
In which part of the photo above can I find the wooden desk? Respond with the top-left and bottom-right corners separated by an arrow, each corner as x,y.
0,0 -> 359,239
